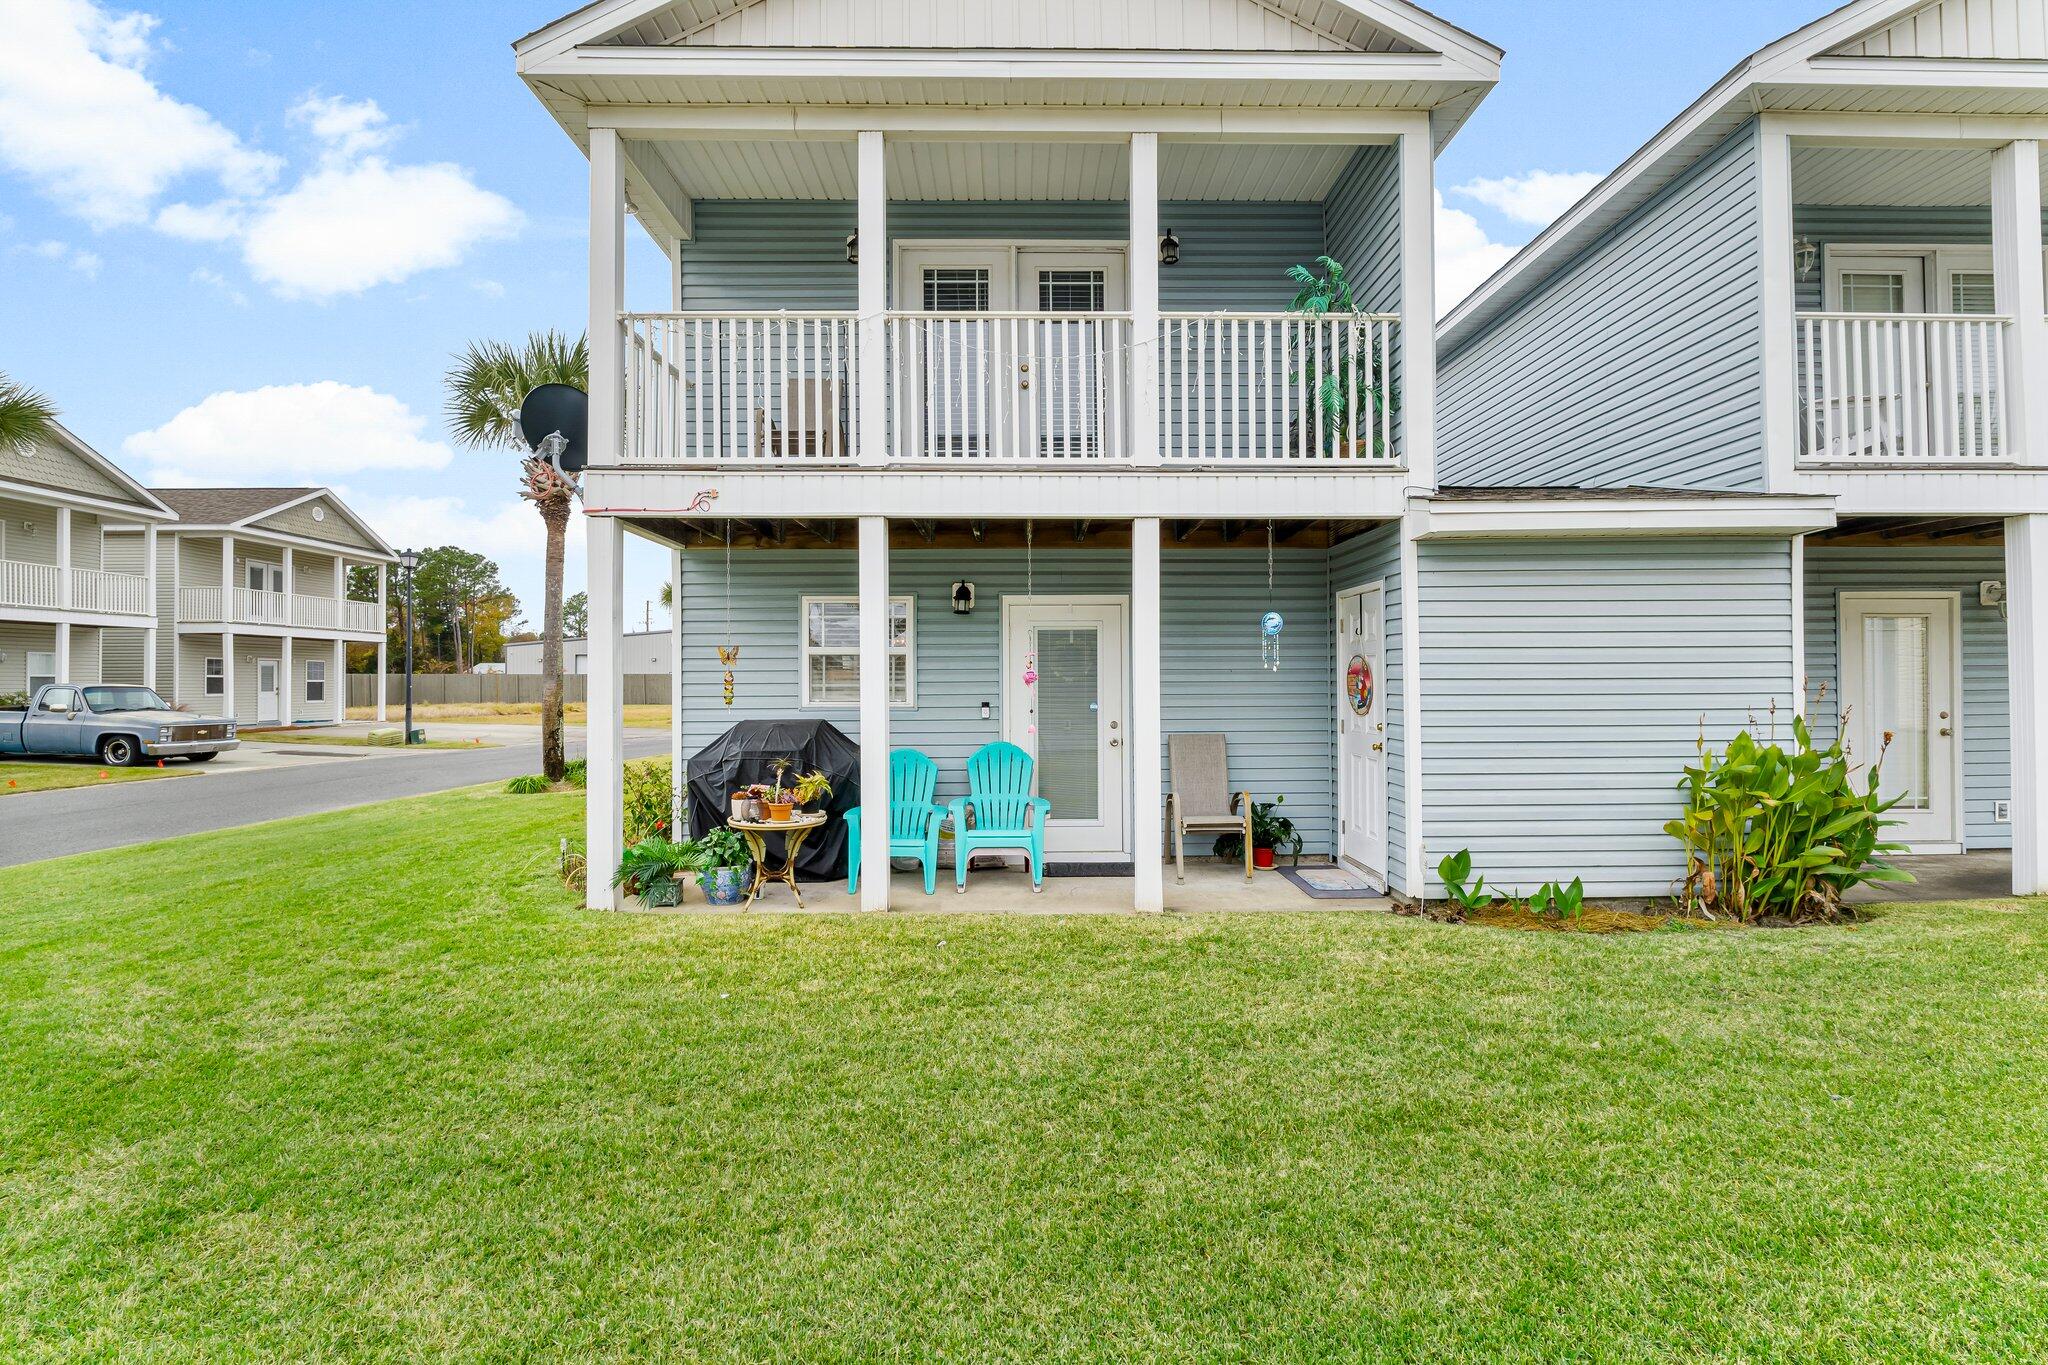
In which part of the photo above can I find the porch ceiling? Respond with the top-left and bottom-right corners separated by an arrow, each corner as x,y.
1791,143 -> 2006,207
639,137 -> 1363,200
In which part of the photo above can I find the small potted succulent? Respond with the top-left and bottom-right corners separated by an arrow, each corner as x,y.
694,827 -> 751,905
612,834 -> 699,908
791,769 -> 832,813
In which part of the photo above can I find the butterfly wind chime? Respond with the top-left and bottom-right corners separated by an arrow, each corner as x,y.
717,523 -> 738,705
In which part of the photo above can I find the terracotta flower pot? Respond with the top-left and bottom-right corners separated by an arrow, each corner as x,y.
765,801 -> 794,822
1253,847 -> 1277,869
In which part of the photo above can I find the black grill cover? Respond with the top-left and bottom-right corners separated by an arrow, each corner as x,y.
687,719 -> 862,882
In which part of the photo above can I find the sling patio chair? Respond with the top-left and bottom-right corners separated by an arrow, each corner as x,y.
1167,732 -> 1253,883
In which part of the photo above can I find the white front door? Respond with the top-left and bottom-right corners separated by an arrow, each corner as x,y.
1336,583 -> 1388,885
1003,596 -> 1128,854
1017,249 -> 1126,460
1840,593 -> 1960,849
256,659 -> 280,723
895,247 -> 1014,458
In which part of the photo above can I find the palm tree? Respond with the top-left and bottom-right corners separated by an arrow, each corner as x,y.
0,372 -> 61,456
443,331 -> 588,781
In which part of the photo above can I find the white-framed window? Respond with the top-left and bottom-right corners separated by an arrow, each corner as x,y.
27,650 -> 57,694
204,657 -> 224,696
305,657 -> 327,703
800,595 -> 913,708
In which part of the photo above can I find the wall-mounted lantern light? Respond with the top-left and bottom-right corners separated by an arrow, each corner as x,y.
845,232 -> 859,265
1794,237 -> 1819,280
951,581 -> 976,614
1158,228 -> 1181,267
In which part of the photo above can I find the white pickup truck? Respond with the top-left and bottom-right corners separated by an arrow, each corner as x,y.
0,684 -> 238,766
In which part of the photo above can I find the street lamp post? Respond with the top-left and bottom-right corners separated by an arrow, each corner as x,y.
399,549 -> 421,746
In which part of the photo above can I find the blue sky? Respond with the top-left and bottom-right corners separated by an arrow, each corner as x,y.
0,0 -> 1809,624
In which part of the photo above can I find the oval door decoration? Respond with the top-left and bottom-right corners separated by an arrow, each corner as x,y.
1346,655 -> 1373,715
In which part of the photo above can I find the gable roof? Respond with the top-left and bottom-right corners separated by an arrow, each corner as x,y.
151,487 -> 397,558
1439,0 -> 2048,355
0,421 -> 176,519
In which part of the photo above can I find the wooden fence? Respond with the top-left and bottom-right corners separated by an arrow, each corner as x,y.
346,673 -> 673,708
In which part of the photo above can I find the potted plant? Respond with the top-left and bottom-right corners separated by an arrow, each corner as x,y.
730,785 -> 766,822
1214,795 -> 1304,870
693,827 -> 751,906
791,769 -> 832,813
612,834 -> 699,908
763,759 -> 797,821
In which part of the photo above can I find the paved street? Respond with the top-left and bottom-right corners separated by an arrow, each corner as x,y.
0,725 -> 669,868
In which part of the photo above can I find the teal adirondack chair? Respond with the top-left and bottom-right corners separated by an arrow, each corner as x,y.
947,741 -> 1050,893
845,748 -> 947,896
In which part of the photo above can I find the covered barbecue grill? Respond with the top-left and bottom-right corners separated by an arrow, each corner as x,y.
686,718 -> 862,882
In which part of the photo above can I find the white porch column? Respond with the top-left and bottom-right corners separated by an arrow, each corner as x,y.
1992,140 -> 2047,466
1396,117 -> 1438,490
587,515 -> 626,910
142,522 -> 159,691
2008,515 -> 2048,893
53,622 -> 70,682
1757,116 -> 1798,490
332,638 -> 345,723
670,546 -> 686,833
221,533 -> 235,619
375,563 -> 388,722
221,630 -> 236,721
55,507 -> 71,609
858,515 -> 891,909
1131,517 -> 1164,912
857,129 -> 888,468
282,546 -> 295,617
281,633 -> 294,726
1129,132 -> 1161,466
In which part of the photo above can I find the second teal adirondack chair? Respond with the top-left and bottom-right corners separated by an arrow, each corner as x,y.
948,741 -> 1051,892
845,748 -> 947,896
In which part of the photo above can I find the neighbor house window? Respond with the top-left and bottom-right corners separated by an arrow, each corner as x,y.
27,650 -> 57,694
801,595 -> 912,707
205,657 -> 224,696
305,658 -> 327,703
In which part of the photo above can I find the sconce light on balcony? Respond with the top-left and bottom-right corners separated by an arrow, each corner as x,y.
1158,228 -> 1181,267
951,581 -> 976,614
845,232 -> 859,265
1794,237 -> 1819,280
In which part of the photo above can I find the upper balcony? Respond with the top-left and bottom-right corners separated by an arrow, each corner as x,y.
0,559 -> 151,620
178,586 -> 381,635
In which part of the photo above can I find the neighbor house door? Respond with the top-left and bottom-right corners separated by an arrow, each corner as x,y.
1336,583 -> 1388,886
1840,592 -> 1959,849
256,658 -> 280,723
1002,596 -> 1128,854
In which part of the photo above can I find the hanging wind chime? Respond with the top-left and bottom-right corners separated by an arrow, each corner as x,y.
1021,519 -> 1039,734
717,523 -> 739,705
1260,520 -> 1284,672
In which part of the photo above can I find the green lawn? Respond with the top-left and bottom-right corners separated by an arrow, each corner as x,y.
4,790 -> 2048,1360
0,759 -> 184,795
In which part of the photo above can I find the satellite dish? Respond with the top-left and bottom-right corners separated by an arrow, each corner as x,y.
517,383 -> 588,473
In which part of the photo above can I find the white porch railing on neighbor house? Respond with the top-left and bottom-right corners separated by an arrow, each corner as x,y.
618,309 -> 1404,467
179,586 -> 380,631
0,560 -> 150,615
1159,313 -> 1400,464
1796,313 -> 2013,465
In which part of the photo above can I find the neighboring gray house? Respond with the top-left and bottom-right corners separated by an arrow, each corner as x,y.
0,421 -> 174,697
1435,0 -> 2048,896
108,489 -> 398,726
505,630 -> 673,675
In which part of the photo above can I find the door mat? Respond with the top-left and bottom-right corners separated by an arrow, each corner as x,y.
1045,860 -> 1135,878
1280,865 -> 1384,899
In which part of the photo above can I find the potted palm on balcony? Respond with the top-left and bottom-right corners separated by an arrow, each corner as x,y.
1286,256 -> 1398,460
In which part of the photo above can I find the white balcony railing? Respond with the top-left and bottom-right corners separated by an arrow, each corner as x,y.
618,309 -> 1404,467
0,559 -> 150,615
1796,313 -> 2013,465
0,558 -> 62,610
179,585 -> 380,632
1160,312 -> 1399,464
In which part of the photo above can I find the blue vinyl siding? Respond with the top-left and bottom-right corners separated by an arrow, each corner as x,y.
1802,544 -> 2011,849
1321,145 -> 1405,453
1327,522 -> 1407,894
1419,537 -> 1796,899
678,544 -> 1341,855
1437,122 -> 1765,492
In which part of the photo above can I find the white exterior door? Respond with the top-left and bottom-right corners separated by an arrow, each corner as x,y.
1841,593 -> 1959,849
256,658 -> 280,723
1003,597 -> 1128,854
895,247 -> 1014,458
1017,249 -> 1125,460
1336,584 -> 1388,884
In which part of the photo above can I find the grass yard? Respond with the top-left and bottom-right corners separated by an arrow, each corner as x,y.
0,759 -> 185,795
247,730 -> 496,750
4,791 -> 2048,1360
344,701 -> 671,727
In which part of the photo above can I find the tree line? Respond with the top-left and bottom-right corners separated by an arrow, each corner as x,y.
348,546 -> 522,674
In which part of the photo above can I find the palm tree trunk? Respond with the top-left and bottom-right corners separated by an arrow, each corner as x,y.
539,498 -> 570,782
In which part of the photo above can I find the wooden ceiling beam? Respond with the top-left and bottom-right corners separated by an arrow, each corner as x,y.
792,519 -> 839,545
1172,519 -> 1205,542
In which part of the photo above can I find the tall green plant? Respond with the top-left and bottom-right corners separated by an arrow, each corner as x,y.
1666,715 -> 1911,922
0,373 -> 61,456
1284,256 -> 1397,458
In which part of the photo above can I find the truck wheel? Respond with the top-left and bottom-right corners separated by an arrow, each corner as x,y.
98,735 -> 139,767
184,752 -> 219,764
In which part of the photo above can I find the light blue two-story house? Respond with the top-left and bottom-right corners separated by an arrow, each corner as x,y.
1436,0 -> 2048,898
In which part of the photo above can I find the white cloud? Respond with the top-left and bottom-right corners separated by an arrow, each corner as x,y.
352,492 -> 587,614
240,157 -> 519,300
470,278 -> 506,298
1451,170 -> 1602,228
1434,192 -> 1516,317
189,265 -> 247,306
13,238 -> 101,278
155,199 -> 244,242
0,0 -> 280,228
123,382 -> 454,485
290,93 -> 397,163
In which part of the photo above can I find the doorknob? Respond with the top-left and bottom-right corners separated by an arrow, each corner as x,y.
1939,727 -> 1953,737
1371,742 -> 1383,752
1110,738 -> 1121,747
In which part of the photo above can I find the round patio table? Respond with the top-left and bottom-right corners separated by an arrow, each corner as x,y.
727,811 -> 829,909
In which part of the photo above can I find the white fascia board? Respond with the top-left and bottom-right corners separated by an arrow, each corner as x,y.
590,104 -> 1429,141
582,469 -> 1413,521
1410,495 -> 1837,540
0,477 -> 178,522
